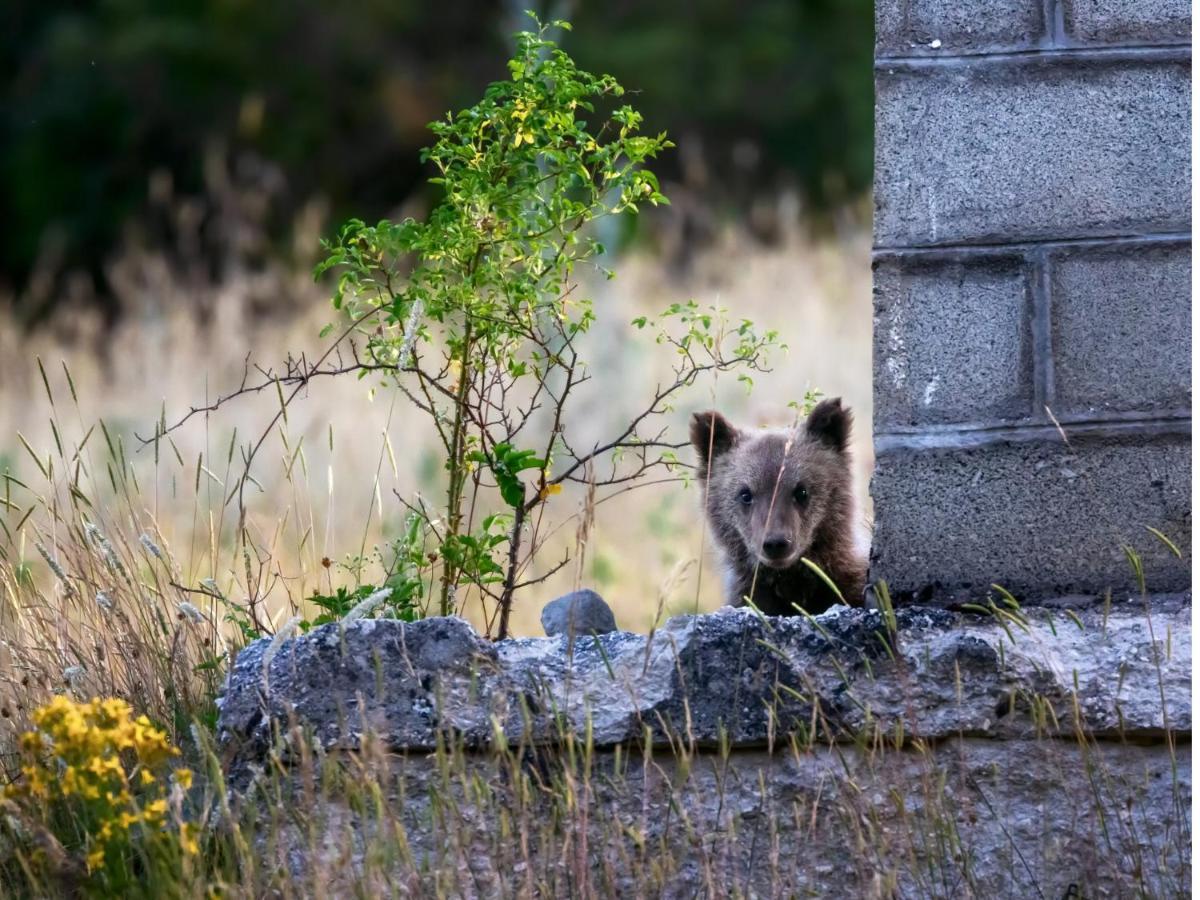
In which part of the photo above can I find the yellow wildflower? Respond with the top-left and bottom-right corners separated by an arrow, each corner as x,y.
142,799 -> 168,824
100,698 -> 131,721
180,822 -> 200,856
87,755 -> 122,779
18,764 -> 49,799
11,695 -> 200,878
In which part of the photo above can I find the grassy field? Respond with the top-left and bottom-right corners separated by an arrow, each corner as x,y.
0,220 -> 872,637
0,223 -> 1188,898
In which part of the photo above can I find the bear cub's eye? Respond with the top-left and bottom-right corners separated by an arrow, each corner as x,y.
793,484 -> 809,504
737,487 -> 753,505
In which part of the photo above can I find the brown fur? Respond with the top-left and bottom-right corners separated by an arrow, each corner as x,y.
690,399 -> 866,615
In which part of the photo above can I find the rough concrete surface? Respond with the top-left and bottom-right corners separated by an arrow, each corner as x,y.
1049,241 -> 1191,416
854,14 -> 1190,894
219,602 -> 1188,772
869,432 -> 1191,602
219,606 -> 1190,897
267,739 -> 1189,898
874,58 -> 1191,247
875,0 -> 1046,56
1063,0 -> 1192,45
873,254 -> 1034,427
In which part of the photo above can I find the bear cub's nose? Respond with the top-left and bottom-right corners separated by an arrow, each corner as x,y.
762,536 -> 791,560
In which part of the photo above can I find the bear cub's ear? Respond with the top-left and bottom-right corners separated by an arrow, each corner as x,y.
805,398 -> 852,452
690,411 -> 739,477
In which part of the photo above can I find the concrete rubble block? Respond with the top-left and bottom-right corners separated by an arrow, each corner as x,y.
221,607 -> 1190,896
869,432 -> 1191,601
264,739 -> 1189,898
876,0 -> 1046,57
875,58 -> 1192,247
874,253 -> 1034,428
218,600 -> 1189,783
1063,0 -> 1192,45
1049,240 -> 1191,416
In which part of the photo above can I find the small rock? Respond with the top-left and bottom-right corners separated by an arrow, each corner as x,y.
541,589 -> 617,638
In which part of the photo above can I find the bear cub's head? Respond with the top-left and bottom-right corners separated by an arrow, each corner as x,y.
689,399 -> 853,572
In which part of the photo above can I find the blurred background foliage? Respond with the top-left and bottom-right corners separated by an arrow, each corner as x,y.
0,0 -> 874,635
1,0 -> 872,325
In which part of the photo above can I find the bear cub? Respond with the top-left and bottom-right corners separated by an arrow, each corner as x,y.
690,398 -> 866,616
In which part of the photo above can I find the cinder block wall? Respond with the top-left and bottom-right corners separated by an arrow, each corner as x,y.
871,1 -> 1191,603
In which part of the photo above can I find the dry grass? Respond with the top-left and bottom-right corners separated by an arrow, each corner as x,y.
0,221 -> 1187,898
0,219 -> 872,637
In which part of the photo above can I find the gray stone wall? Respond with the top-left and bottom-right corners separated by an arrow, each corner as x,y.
218,608 -> 1191,896
872,1 -> 1191,602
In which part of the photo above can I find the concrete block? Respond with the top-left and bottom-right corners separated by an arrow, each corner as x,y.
1049,241 -> 1191,416
223,609 -> 1189,896
869,431 -> 1191,602
223,604 -> 1191,754
245,738 -> 1190,897
875,58 -> 1192,247
1063,0 -> 1191,46
874,254 -> 1033,427
876,0 -> 1046,57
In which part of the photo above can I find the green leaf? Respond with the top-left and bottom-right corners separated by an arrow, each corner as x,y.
193,654 -> 227,673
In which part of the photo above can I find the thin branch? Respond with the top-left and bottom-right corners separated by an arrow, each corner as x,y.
137,306 -> 384,443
